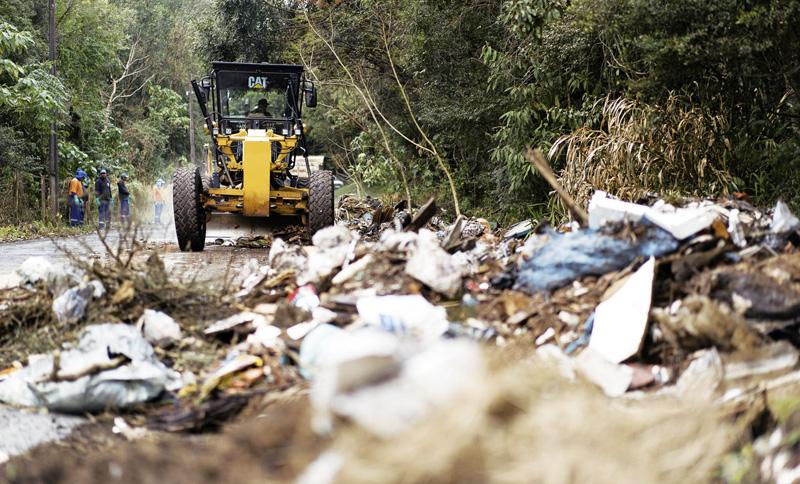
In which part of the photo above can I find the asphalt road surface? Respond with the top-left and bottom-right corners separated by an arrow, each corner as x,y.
0,221 -> 271,288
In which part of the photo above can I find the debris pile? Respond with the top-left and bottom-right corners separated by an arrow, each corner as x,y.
0,324 -> 181,412
2,190 -> 800,482
335,194 -> 437,238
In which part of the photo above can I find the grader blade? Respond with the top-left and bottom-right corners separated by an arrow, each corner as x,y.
204,213 -> 276,241
204,213 -> 304,242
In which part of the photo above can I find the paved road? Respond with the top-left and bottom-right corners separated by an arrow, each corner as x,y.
0,222 -> 271,288
0,222 -> 175,274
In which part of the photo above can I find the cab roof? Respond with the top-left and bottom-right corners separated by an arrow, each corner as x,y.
210,62 -> 304,74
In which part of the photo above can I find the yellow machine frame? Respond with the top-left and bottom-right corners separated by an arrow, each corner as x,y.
203,128 -> 309,223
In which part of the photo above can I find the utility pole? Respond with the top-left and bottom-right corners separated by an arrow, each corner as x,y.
187,90 -> 196,165
48,0 -> 58,218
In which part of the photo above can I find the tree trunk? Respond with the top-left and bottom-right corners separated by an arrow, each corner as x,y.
40,174 -> 47,221
13,170 -> 19,222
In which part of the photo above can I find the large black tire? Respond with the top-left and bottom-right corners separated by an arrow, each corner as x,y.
308,170 -> 335,235
173,166 -> 206,252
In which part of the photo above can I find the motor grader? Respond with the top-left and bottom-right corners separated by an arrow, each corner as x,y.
173,61 -> 333,251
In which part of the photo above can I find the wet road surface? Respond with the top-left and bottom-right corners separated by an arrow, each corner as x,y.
0,222 -> 270,287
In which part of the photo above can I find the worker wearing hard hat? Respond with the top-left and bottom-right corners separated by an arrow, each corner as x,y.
153,178 -> 165,225
68,168 -> 86,227
95,168 -> 112,229
118,172 -> 131,226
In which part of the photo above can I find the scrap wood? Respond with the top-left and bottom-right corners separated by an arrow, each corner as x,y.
147,394 -> 252,432
111,280 -> 136,305
404,197 -> 437,232
668,242 -> 730,281
41,354 -> 128,383
369,206 -> 395,229
262,270 -> 296,289
526,148 -> 588,226
719,369 -> 800,413
442,215 -> 465,252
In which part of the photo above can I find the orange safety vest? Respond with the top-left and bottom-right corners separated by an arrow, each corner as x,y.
153,187 -> 164,203
68,178 -> 84,197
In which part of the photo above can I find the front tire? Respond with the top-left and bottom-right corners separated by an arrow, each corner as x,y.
308,170 -> 334,235
173,167 -> 206,252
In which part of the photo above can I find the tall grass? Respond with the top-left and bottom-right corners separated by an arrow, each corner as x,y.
550,95 -> 734,207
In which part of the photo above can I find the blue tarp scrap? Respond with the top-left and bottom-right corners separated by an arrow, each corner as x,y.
513,225 -> 679,294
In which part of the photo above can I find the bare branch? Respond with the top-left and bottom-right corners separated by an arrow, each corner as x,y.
304,10 -> 412,209
117,73 -> 155,100
102,36 -> 152,128
380,21 -> 461,216
358,69 -> 433,155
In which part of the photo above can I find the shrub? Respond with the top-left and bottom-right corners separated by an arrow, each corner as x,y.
551,95 -> 734,206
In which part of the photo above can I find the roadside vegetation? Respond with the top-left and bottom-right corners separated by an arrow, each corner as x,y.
1,0 -> 798,226
0,221 -> 91,243
0,0 -> 202,227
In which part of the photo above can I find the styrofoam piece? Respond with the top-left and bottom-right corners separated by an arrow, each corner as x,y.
588,257 -> 655,364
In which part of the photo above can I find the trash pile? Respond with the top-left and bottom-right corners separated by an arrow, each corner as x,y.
2,190 -> 800,482
336,194 -> 445,238
253,190 -> 800,482
0,245 -> 250,416
0,324 -> 181,412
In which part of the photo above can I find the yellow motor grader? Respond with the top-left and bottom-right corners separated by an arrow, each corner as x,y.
173,61 -> 333,251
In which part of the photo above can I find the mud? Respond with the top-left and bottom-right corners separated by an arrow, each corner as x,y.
0,408 -> 84,465
3,391 -> 321,484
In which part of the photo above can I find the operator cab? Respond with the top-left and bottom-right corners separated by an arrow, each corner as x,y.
197,62 -> 316,137
191,62 -> 317,187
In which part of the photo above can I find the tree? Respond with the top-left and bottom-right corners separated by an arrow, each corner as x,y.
195,0 -> 303,63
0,20 -> 66,222
102,36 -> 153,127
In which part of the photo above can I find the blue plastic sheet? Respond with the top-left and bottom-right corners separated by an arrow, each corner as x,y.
514,225 -> 679,294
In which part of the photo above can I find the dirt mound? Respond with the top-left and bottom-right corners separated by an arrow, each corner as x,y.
330,357 -> 730,484
4,392 -> 321,484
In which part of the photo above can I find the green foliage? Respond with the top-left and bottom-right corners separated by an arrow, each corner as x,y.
0,21 -> 66,131
299,0 -> 509,214
58,140 -> 90,168
483,2 -> 600,207
292,0 -> 800,221
0,0 -> 204,224
147,85 -> 190,131
3,67 -> 67,127
121,84 -> 189,180
0,21 -> 34,58
482,0 -> 800,218
2,0 -> 800,226
0,19 -> 67,225
195,0 -> 302,63
57,0 -> 125,106
0,220 -> 91,241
